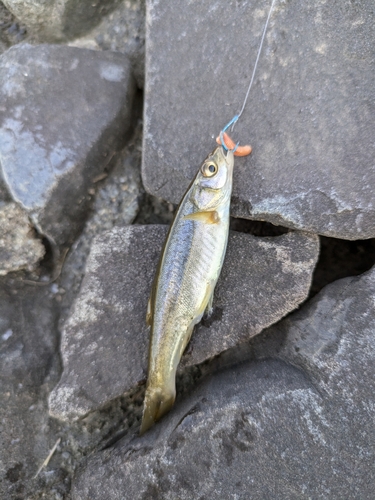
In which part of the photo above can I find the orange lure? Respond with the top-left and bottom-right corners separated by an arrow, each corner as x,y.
216,131 -> 252,157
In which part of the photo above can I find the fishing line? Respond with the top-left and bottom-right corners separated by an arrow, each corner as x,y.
220,0 -> 277,148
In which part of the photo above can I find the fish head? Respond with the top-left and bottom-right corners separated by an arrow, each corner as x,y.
190,146 -> 234,211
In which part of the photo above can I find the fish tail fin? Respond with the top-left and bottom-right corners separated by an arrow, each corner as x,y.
140,384 -> 175,435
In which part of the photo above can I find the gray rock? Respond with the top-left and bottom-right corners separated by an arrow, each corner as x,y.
59,124 -> 143,328
142,0 -> 375,239
0,2 -> 27,55
0,281 -> 59,389
70,0 -> 145,88
71,266 -> 375,500
0,44 -> 136,246
276,269 -> 375,391
0,202 -> 44,275
0,279 -> 60,498
49,224 -> 318,421
2,0 -> 119,42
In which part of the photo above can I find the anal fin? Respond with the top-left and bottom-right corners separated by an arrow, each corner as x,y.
205,286 -> 215,318
146,298 -> 152,327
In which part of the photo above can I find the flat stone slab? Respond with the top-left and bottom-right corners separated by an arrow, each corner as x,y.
71,265 -> 375,500
0,202 -> 44,275
142,0 -> 375,239
0,44 -> 136,246
49,224 -> 318,421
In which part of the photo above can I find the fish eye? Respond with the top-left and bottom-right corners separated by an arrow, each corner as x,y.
201,162 -> 218,177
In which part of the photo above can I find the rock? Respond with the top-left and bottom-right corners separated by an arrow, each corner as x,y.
2,0 -> 119,42
58,124 -> 143,327
276,269 -> 375,389
0,44 -> 136,246
70,0 -> 145,88
0,2 -> 27,55
49,224 -> 318,421
0,279 -> 61,498
142,0 -> 375,239
0,202 -> 44,275
0,280 -> 59,389
71,266 -> 375,500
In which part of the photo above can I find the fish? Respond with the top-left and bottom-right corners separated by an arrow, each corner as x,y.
140,145 -> 235,434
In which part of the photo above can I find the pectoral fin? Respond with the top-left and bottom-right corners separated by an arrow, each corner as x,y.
183,210 -> 220,224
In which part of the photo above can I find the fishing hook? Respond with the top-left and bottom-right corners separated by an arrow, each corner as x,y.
216,117 -> 252,157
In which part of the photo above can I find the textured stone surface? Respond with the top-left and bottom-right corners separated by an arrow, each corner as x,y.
143,0 -> 375,239
58,124 -> 142,328
49,224 -> 318,421
0,279 -> 61,499
0,2 -> 27,55
71,266 -> 375,500
0,275 -> 145,499
0,202 -> 44,275
2,0 -> 119,42
70,0 -> 145,88
0,44 -> 136,246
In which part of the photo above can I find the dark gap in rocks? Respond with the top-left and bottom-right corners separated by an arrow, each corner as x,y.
310,236 -> 375,298
0,177 -> 12,202
229,217 -> 289,237
92,385 -> 145,451
37,236 -> 56,276
133,194 -> 175,225
98,364 -> 207,451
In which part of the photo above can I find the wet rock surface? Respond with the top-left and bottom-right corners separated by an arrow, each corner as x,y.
143,0 -> 375,239
0,43 -> 136,246
72,266 -> 375,500
0,202 -> 44,275
49,225 -> 318,421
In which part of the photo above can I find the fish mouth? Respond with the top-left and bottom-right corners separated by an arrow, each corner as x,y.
204,146 -> 234,172
221,147 -> 234,169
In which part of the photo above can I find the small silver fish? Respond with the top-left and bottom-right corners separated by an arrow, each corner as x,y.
140,146 -> 234,434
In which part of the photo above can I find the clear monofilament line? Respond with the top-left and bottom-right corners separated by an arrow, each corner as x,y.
230,0 -> 277,132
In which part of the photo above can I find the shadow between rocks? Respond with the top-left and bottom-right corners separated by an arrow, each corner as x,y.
231,217 -> 375,301
310,235 -> 375,297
